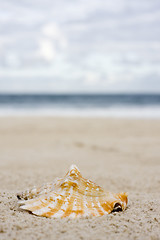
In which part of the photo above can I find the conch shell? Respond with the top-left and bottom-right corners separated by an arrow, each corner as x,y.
17,165 -> 128,218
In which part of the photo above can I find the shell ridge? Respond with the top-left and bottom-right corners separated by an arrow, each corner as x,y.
39,187 -> 74,218
19,192 -> 59,212
17,178 -> 62,201
85,197 -> 98,216
61,187 -> 77,218
74,193 -> 84,217
96,197 -> 106,216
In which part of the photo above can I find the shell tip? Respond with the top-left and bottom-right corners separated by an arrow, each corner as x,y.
69,164 -> 79,171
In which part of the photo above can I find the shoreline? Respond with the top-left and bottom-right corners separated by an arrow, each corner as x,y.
0,111 -> 160,118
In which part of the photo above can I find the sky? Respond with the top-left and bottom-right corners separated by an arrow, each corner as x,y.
0,0 -> 160,93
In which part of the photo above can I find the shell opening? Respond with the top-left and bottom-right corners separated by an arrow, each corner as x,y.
111,203 -> 122,213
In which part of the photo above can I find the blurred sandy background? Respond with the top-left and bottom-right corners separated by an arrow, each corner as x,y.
0,117 -> 160,240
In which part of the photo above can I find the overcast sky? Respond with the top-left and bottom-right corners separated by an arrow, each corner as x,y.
0,0 -> 160,93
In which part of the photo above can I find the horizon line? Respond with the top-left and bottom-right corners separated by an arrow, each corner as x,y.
0,92 -> 160,95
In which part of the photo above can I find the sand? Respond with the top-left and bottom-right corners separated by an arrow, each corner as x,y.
0,117 -> 160,240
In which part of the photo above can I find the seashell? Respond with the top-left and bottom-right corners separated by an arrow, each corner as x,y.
17,165 -> 128,218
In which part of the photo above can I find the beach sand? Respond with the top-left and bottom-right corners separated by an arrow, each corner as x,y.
0,117 -> 160,240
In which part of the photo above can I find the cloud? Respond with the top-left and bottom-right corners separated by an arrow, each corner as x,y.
84,72 -> 100,86
38,39 -> 56,62
36,22 -> 68,62
0,0 -> 160,93
42,23 -> 67,48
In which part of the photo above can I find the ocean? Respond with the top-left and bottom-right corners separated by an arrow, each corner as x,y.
0,93 -> 160,118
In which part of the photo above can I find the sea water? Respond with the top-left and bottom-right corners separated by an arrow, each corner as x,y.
0,93 -> 160,118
